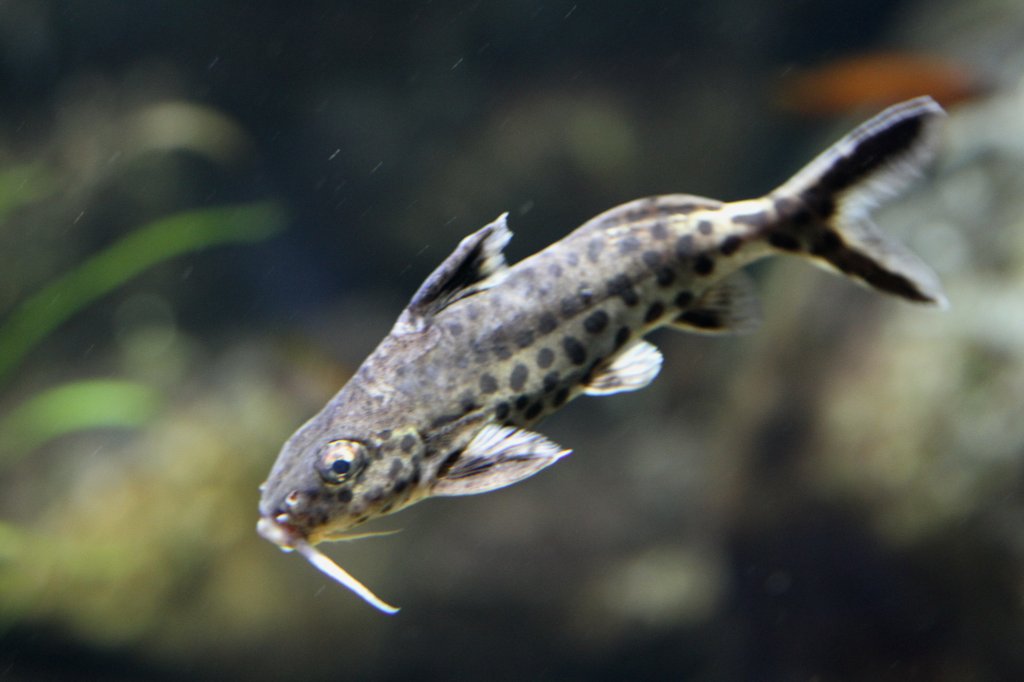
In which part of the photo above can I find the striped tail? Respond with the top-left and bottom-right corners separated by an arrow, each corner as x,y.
768,96 -> 948,308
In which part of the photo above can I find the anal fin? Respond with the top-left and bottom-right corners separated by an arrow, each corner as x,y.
672,271 -> 762,335
583,339 -> 663,396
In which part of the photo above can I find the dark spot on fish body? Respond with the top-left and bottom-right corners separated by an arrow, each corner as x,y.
447,322 -> 464,336
642,250 -> 662,270
801,190 -> 836,218
515,394 -> 530,411
553,387 -> 570,407
510,363 -> 529,391
675,291 -> 694,308
337,488 -> 354,504
470,339 -> 488,360
560,296 -> 583,318
656,267 -> 676,287
537,347 -> 555,368
466,305 -> 481,321
430,413 -> 461,429
693,255 -> 715,276
525,401 -> 544,420
514,328 -> 535,348
394,478 -> 409,494
641,204 -> 666,224
645,301 -> 666,323
720,235 -> 742,255
614,326 -> 631,350
767,231 -> 802,251
548,262 -> 563,278
618,235 -> 641,254
542,371 -> 559,393
676,234 -> 694,260
378,429 -> 393,440
566,252 -> 580,267
538,312 -> 558,334
401,434 -> 417,452
480,373 -> 499,394
495,402 -> 511,421
494,344 -> 513,360
650,222 -> 669,240
792,208 -> 814,226
389,458 -> 403,477
584,310 -> 609,334
562,336 -> 587,365
455,354 -> 470,369
460,391 -> 477,412
772,194 -> 812,226
607,274 -> 639,307
627,204 -> 653,222
697,220 -> 713,235
587,238 -> 604,263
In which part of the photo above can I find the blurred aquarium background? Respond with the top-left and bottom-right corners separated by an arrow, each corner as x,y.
1,1 -> 1023,680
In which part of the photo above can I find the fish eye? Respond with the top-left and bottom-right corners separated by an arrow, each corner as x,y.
316,439 -> 367,485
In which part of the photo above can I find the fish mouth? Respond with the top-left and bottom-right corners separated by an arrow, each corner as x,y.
256,515 -> 400,615
257,515 -> 302,552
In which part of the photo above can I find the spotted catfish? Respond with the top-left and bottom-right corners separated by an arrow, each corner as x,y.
258,97 -> 947,613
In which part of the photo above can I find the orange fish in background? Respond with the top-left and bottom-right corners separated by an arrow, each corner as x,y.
778,52 -> 987,116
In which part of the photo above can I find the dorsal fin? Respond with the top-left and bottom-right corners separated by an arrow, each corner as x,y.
671,271 -> 762,335
403,213 -> 512,324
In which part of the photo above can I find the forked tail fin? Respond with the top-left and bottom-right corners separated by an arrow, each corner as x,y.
768,96 -> 948,307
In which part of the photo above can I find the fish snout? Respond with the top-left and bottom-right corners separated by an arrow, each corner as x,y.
256,515 -> 303,552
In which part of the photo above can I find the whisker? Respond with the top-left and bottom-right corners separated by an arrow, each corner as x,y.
294,539 -> 400,615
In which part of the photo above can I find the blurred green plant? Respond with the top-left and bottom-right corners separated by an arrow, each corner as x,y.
0,164 -> 56,227
0,201 -> 286,382
0,379 -> 162,467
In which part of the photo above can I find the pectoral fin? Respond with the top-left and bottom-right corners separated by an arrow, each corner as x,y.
432,423 -> 571,497
583,339 -> 663,396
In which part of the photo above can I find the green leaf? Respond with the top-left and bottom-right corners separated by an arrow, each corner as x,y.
0,379 -> 161,466
0,201 -> 286,381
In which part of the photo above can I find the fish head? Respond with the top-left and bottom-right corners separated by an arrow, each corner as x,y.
256,408 -> 426,615
258,415 -> 425,548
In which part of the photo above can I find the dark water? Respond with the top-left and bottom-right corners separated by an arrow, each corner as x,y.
2,2 -> 1023,680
